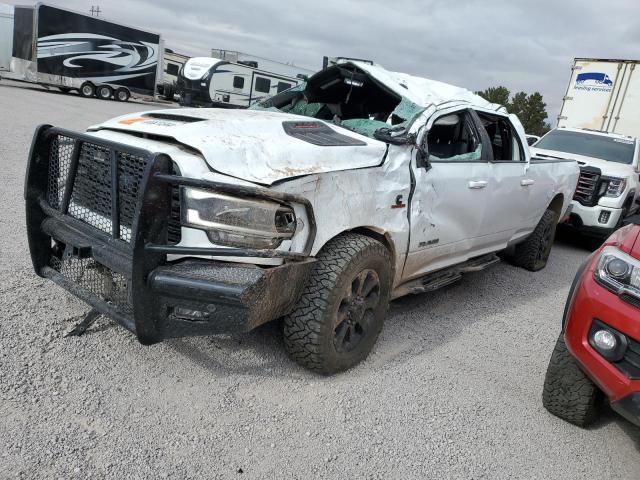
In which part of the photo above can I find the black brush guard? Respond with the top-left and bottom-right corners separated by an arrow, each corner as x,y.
25,125 -> 316,344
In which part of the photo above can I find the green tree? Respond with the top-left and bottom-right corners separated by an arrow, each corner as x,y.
475,86 -> 510,107
475,86 -> 551,137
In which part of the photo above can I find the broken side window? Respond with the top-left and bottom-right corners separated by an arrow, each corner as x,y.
427,112 -> 483,162
475,112 -> 524,161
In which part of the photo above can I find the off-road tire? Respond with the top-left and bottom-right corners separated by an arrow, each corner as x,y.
514,208 -> 558,271
283,233 -> 392,375
542,334 -> 602,427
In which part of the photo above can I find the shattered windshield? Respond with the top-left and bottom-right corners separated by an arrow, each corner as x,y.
536,130 -> 635,164
251,64 -> 424,140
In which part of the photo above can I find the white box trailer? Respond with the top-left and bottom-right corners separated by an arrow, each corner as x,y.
558,58 -> 640,137
5,3 -> 163,101
0,3 -> 13,72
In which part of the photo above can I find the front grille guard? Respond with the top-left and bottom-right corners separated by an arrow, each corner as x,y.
25,125 -> 316,343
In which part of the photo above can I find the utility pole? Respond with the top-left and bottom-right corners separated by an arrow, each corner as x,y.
90,5 -> 101,17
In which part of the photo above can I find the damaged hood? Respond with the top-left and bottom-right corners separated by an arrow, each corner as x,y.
89,108 -> 387,185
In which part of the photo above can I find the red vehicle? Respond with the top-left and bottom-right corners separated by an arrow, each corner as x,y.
543,217 -> 640,427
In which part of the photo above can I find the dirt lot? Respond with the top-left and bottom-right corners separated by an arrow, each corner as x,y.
1,80 -> 639,479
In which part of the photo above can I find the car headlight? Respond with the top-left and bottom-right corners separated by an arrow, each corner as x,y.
181,187 -> 297,249
602,176 -> 627,198
594,246 -> 640,297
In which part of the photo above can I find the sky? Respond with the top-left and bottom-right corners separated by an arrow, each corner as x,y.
4,0 -> 640,122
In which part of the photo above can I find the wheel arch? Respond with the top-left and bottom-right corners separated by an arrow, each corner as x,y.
321,226 -> 398,281
547,193 -> 565,219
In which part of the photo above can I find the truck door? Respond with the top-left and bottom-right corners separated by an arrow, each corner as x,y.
403,108 -> 491,280
472,111 -> 537,248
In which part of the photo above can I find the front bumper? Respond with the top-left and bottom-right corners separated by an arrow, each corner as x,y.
25,125 -> 316,344
564,258 -> 640,422
564,200 -> 623,237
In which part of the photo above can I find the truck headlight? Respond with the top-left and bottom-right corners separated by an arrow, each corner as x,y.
594,246 -> 640,297
603,177 -> 627,198
181,187 -> 297,249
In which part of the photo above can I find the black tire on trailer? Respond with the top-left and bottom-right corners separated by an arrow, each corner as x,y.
542,334 -> 602,427
283,233 -> 392,375
96,85 -> 113,100
115,88 -> 130,102
513,208 -> 558,271
163,84 -> 174,101
79,82 -> 95,98
58,87 -> 71,94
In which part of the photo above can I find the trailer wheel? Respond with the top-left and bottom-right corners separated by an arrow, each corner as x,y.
163,84 -> 174,101
79,82 -> 95,98
115,88 -> 130,102
97,85 -> 113,100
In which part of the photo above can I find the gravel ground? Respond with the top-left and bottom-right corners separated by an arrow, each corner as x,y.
1,80 -> 639,480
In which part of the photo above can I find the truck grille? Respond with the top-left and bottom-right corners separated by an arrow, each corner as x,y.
46,134 -> 181,244
573,167 -> 601,206
50,255 -> 132,314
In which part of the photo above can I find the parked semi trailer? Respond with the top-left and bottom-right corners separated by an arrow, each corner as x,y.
4,3 -> 162,101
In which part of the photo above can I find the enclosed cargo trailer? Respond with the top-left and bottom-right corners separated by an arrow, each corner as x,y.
5,3 -> 163,101
558,58 -> 640,137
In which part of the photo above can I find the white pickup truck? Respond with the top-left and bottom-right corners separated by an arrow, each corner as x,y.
25,60 -> 579,373
532,127 -> 640,236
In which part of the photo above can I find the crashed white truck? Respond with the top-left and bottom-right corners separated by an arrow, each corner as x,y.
25,60 -> 579,374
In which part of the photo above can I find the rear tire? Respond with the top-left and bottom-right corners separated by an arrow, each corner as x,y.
283,233 -> 392,374
115,88 -> 130,102
79,82 -> 95,98
96,85 -> 113,100
163,84 -> 174,101
542,334 -> 602,427
514,208 -> 558,271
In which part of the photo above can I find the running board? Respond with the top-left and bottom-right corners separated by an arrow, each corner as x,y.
392,254 -> 500,299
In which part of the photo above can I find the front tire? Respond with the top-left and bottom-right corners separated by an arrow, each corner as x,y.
542,334 -> 602,427
514,208 -> 558,271
283,233 -> 392,374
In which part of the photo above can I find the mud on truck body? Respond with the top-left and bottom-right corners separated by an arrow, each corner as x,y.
25,60 -> 580,374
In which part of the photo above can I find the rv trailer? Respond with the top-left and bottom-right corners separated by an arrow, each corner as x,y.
5,3 -> 162,101
177,52 -> 313,108
0,3 -> 12,72
157,48 -> 189,101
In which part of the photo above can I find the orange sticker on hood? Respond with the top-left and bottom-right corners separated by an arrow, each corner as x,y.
118,117 -> 147,125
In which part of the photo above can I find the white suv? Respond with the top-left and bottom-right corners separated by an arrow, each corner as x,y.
532,127 -> 640,236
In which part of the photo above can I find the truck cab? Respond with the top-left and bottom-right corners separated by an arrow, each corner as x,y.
532,127 -> 640,237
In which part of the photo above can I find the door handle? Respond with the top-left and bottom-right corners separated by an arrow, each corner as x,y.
521,179 -> 535,186
468,180 -> 488,189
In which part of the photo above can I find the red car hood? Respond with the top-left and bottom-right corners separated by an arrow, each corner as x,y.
633,225 -> 640,260
603,223 -> 640,259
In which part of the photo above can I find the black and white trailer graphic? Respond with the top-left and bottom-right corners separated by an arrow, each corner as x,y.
7,3 -> 162,101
